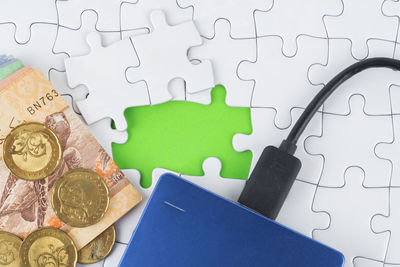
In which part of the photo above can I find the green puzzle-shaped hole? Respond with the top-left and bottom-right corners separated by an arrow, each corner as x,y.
112,85 -> 253,188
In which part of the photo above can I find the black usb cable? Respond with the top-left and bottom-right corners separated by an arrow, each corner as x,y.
238,57 -> 400,220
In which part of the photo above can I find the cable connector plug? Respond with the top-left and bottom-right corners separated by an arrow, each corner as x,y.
238,144 -> 301,220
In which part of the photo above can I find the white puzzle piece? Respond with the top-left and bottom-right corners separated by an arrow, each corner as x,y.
376,115 -> 400,187
177,0 -> 272,38
233,108 -> 323,185
56,0 -> 136,31
324,0 -> 398,60
52,90 -> 127,156
277,180 -> 329,237
189,19 -> 256,107
308,38 -> 397,115
65,32 -> 150,130
0,0 -> 57,44
313,167 -> 389,267
372,188 -> 400,264
238,35 -> 327,128
353,258 -> 384,267
114,168 -> 180,244
54,10 -> 122,57
185,89 -> 212,105
120,0 -> 192,31
87,118 -> 128,157
306,95 -> 392,187
59,93 -> 80,115
391,85 -> 400,114
382,0 -> 400,44
126,10 -> 214,105
0,23 -> 66,75
49,69 -> 88,106
168,78 -> 212,105
181,157 -> 246,201
255,0 -> 341,57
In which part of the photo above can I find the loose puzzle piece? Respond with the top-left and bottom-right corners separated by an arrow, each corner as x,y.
157,78 -> 213,105
324,0 -> 398,60
376,115 -> 400,186
372,187 -> 400,264
306,95 -> 392,187
277,180 -> 329,237
189,19 -> 256,107
56,0 -> 136,31
112,86 -> 252,188
120,0 -> 192,31
309,38 -> 398,115
114,168 -> 180,244
126,10 -> 214,105
233,107 -> 323,184
238,35 -> 327,128
53,91 -> 128,158
58,93 -> 81,118
313,167 -> 389,267
65,32 -> 150,130
177,0 -> 272,38
49,69 -> 88,107
181,157 -> 247,201
54,10 -> 122,57
255,0 -> 341,57
87,118 -> 128,157
0,23 -> 66,75
0,0 -> 57,43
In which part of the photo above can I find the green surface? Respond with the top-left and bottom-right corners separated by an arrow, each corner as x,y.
0,60 -> 24,81
112,85 -> 253,188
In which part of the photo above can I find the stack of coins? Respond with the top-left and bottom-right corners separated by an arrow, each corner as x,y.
0,59 -> 117,266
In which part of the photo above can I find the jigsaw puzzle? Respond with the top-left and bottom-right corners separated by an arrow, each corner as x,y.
64,32 -> 150,130
2,1 -> 400,266
306,95 -> 393,188
237,35 -> 327,128
324,0 -> 398,60
188,19 -> 256,107
126,10 -> 214,105
254,0 -> 341,57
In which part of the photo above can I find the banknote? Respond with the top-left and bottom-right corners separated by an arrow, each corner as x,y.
0,60 -> 24,81
0,67 -> 142,249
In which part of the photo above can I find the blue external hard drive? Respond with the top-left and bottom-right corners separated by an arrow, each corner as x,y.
119,173 -> 344,267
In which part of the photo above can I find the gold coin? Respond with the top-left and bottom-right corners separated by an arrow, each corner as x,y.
19,227 -> 77,267
3,122 -> 62,181
78,225 -> 116,264
0,231 -> 22,267
51,169 -> 110,227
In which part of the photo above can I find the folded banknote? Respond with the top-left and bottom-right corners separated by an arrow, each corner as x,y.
0,66 -> 142,249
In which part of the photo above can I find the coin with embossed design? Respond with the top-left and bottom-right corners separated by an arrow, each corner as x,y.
19,227 -> 77,267
51,169 -> 110,227
0,231 -> 22,267
3,122 -> 62,181
78,225 -> 115,264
